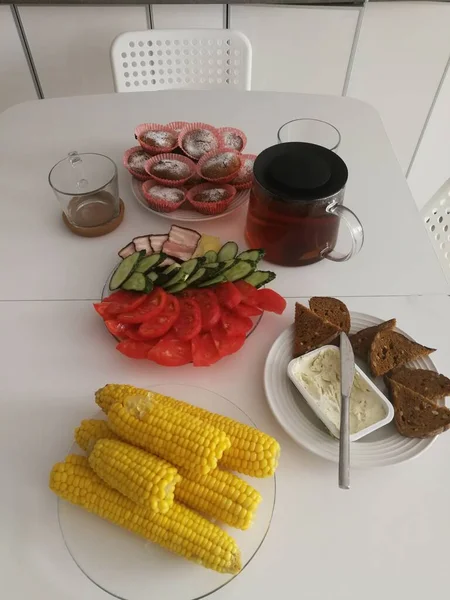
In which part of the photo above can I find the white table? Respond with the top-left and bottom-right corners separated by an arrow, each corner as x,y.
0,90 -> 447,300
2,294 -> 450,600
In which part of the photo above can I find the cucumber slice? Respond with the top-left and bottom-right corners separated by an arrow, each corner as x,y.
163,263 -> 180,275
203,250 -> 218,263
147,272 -> 159,283
121,272 -> 153,293
186,267 -> 207,287
217,241 -> 239,263
204,262 -> 219,270
237,249 -> 265,263
197,275 -> 227,288
223,260 -> 255,282
166,281 -> 188,294
155,262 -> 180,286
134,253 -> 166,274
244,270 -> 276,288
162,258 -> 203,289
216,259 -> 237,275
109,251 -> 144,291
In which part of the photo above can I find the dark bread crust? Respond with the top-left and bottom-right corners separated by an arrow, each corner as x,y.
350,319 -> 396,360
385,366 -> 450,402
370,330 -> 435,377
309,297 -> 351,334
293,303 -> 340,358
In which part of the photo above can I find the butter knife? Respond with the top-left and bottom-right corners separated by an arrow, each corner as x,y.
339,332 -> 355,490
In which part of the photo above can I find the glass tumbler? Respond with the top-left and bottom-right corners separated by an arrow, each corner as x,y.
49,151 -> 119,228
277,118 -> 341,151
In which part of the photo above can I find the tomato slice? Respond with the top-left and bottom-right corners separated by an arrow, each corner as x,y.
138,295 -> 180,339
256,289 -> 287,315
172,298 -> 202,341
221,309 -> 253,337
119,288 -> 167,324
148,332 -> 192,366
102,291 -> 147,316
211,324 -> 246,357
116,339 -> 156,359
93,302 -> 111,319
191,332 -> 221,367
234,281 -> 259,306
233,303 -> 262,318
182,289 -> 221,331
105,319 -> 145,341
214,282 -> 242,310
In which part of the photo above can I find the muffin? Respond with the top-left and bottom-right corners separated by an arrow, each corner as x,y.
145,153 -> 196,187
198,150 -> 242,183
230,154 -> 256,190
135,123 -> 178,154
142,181 -> 186,213
218,127 -> 247,152
187,183 -> 236,215
123,146 -> 152,181
178,123 -> 220,160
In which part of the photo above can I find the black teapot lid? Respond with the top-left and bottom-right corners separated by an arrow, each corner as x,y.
253,142 -> 348,202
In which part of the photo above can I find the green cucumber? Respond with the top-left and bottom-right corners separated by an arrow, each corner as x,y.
244,270 -> 276,288
223,260 -> 255,282
204,262 -> 219,270
217,241 -> 239,262
162,258 -> 204,289
166,281 -> 188,294
134,253 -> 166,274
216,259 -> 237,275
121,272 -> 153,293
186,267 -> 207,287
147,271 -> 159,283
109,251 -> 144,291
203,250 -> 218,263
198,275 -> 227,288
237,249 -> 265,263
155,262 -> 180,285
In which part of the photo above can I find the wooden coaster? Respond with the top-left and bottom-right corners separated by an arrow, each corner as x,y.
62,198 -> 125,237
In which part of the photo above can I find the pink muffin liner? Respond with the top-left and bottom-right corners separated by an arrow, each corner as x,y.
186,182 -> 236,215
197,149 -> 242,184
217,127 -> 247,152
144,153 -> 196,187
230,153 -> 256,190
141,180 -> 186,213
135,123 -> 179,154
178,122 -> 220,161
123,146 -> 152,181
167,121 -> 190,134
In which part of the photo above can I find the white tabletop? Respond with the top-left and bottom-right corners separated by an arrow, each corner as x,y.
0,90 -> 447,300
2,294 -> 450,600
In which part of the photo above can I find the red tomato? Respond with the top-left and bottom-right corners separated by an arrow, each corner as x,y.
211,324 -> 246,357
233,303 -> 262,318
102,291 -> 147,316
116,339 -> 155,359
105,319 -> 146,341
221,309 -> 253,337
234,281 -> 259,306
93,302 -> 111,319
256,289 -> 287,315
191,332 -> 221,367
138,295 -> 180,339
148,333 -> 192,366
119,288 -> 167,324
215,282 -> 242,310
172,298 -> 202,341
182,289 -> 221,331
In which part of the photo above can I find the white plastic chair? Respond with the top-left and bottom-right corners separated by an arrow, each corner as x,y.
421,178 -> 450,283
111,29 -> 252,92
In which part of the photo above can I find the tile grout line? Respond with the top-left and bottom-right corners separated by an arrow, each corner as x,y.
10,4 -> 44,100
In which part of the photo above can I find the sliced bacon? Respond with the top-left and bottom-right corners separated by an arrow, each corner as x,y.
169,225 -> 200,249
162,241 -> 194,262
118,242 -> 136,259
149,234 -> 169,253
159,257 -> 177,268
132,236 -> 153,256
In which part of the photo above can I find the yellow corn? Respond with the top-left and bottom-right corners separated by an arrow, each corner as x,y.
96,385 -> 280,477
176,468 -> 261,530
88,438 -> 180,513
50,457 -> 241,574
107,397 -> 230,475
64,454 -> 90,467
75,419 -> 118,452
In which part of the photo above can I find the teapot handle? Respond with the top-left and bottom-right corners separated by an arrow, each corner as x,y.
322,203 -> 364,262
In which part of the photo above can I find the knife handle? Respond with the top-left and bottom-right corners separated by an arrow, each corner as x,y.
339,392 -> 350,490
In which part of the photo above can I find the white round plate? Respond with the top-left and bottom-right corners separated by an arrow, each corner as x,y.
264,312 -> 438,468
58,384 -> 276,600
131,177 -> 250,222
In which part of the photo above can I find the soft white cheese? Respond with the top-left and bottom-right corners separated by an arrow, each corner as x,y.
291,347 -> 387,436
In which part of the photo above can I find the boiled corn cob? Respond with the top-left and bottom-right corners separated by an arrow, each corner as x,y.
75,419 -> 118,452
50,457 -> 241,574
176,468 -> 261,530
107,398 -> 230,475
96,385 -> 280,477
89,438 -> 180,513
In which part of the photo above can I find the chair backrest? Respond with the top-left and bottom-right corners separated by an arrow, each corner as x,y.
111,29 -> 251,93
420,177 -> 450,283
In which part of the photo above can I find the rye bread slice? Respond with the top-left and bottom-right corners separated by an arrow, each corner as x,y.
309,297 -> 351,334
350,319 -> 396,359
293,302 -> 341,358
385,366 -> 450,402
390,381 -> 450,438
369,330 -> 435,377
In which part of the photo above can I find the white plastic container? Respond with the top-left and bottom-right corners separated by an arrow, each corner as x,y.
287,346 -> 394,442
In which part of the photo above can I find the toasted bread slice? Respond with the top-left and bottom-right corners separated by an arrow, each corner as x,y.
385,366 -> 450,402
370,330 -> 435,377
350,319 -> 396,360
293,302 -> 341,358
309,297 -> 351,334
390,381 -> 450,438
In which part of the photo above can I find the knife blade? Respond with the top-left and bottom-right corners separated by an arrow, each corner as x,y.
339,332 -> 355,490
